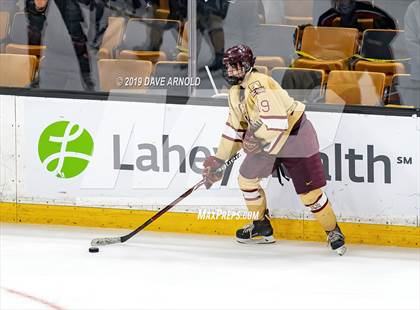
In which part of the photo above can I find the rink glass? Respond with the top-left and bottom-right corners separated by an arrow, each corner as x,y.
0,0 -> 417,108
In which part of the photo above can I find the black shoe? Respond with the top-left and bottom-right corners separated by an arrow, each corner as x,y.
236,210 -> 275,244
326,224 -> 346,256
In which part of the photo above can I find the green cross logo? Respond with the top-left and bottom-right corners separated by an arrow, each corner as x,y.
38,121 -> 94,178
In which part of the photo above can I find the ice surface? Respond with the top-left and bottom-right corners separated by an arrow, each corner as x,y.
1,223 -> 419,310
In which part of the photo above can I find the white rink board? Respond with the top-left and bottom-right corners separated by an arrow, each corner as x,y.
4,95 -> 420,226
0,95 -> 16,203
268,112 -> 420,225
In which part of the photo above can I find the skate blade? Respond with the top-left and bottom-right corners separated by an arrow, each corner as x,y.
335,245 -> 347,256
236,235 -> 276,244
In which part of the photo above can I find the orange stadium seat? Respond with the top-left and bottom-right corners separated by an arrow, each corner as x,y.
283,0 -> 313,26
293,26 -> 359,72
0,11 -> 10,52
325,70 -> 385,106
0,54 -> 37,87
6,12 -> 45,56
271,67 -> 325,103
354,30 -> 408,86
116,18 -> 181,63
118,50 -> 167,63
97,17 -> 126,60
97,59 -> 153,92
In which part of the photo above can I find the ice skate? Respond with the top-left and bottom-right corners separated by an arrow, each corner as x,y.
236,211 -> 275,244
327,224 -> 346,256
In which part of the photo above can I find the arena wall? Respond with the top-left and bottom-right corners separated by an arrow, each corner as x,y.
1,94 -> 419,247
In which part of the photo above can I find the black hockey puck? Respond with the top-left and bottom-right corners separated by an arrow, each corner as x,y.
89,246 -> 99,253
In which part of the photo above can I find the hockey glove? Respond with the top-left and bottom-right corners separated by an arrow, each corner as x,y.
243,131 -> 263,154
202,156 -> 224,189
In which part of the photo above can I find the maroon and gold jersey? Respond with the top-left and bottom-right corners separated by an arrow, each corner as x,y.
215,70 -> 305,161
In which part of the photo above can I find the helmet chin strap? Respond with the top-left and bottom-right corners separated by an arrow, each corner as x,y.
224,75 -> 241,86
223,65 -> 252,86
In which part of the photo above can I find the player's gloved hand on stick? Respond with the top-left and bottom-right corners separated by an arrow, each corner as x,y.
243,131 -> 263,154
202,156 -> 224,189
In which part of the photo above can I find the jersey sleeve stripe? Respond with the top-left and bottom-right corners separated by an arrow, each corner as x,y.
226,122 -> 246,132
260,116 -> 288,119
266,128 -> 286,132
223,124 -> 245,141
261,118 -> 288,131
222,134 -> 243,143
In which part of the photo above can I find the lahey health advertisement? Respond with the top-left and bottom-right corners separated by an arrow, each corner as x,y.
0,95 -> 418,226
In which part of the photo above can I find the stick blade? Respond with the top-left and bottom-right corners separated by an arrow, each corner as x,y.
91,237 -> 121,246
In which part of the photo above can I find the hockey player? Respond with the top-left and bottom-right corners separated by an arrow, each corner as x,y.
202,45 -> 346,255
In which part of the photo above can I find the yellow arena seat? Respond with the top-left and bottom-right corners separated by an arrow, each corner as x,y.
116,18 -> 181,63
97,17 -> 126,60
0,54 -> 37,87
5,12 -> 45,57
354,30 -> 408,86
97,59 -> 153,92
118,50 -> 167,63
293,26 -> 359,72
0,11 -> 10,52
325,70 -> 386,106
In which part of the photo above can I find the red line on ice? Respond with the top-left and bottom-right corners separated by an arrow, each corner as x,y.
2,287 -> 65,310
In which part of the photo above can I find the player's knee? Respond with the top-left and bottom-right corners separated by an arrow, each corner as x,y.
238,174 -> 260,192
299,188 -> 329,213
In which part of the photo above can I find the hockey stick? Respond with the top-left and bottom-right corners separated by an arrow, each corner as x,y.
90,152 -> 242,246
